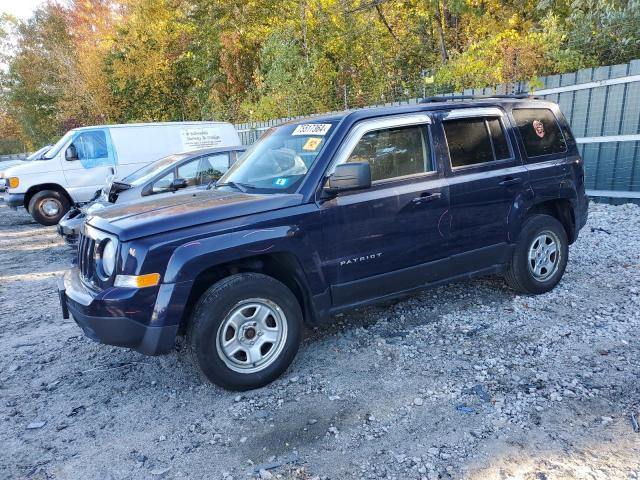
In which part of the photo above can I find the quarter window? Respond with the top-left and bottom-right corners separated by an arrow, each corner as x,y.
347,125 -> 432,182
512,108 -> 567,158
443,116 -> 511,168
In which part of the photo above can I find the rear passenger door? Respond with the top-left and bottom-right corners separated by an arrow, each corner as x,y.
439,108 -> 525,264
319,114 -> 450,307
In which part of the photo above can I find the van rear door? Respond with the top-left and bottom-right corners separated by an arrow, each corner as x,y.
61,128 -> 117,202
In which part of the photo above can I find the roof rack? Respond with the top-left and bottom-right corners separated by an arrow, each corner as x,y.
419,93 -> 539,103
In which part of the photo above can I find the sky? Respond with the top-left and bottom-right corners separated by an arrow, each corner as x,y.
0,0 -> 46,20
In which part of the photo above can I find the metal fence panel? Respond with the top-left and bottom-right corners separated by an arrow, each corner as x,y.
235,59 -> 640,200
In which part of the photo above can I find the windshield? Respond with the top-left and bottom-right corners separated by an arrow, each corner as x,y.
218,121 -> 338,193
123,153 -> 190,186
27,145 -> 52,161
43,131 -> 75,159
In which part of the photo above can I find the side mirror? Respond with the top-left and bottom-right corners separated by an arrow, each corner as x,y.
65,144 -> 78,161
170,178 -> 188,191
323,162 -> 371,196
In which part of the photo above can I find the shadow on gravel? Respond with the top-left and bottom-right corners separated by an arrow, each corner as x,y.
302,275 -> 513,345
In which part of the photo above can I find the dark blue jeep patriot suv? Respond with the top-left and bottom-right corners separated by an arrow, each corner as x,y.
59,96 -> 588,390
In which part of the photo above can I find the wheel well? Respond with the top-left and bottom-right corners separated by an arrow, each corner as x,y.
526,199 -> 576,243
24,184 -> 72,210
177,253 -> 313,335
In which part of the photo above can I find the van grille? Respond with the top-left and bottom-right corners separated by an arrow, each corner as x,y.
77,232 -> 97,284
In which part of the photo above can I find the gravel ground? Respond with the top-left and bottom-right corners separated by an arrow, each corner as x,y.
1,201 -> 639,480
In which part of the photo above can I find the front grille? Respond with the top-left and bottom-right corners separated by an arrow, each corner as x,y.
77,232 -> 97,283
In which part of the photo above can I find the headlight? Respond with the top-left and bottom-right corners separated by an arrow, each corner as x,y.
101,239 -> 117,277
8,177 -> 19,189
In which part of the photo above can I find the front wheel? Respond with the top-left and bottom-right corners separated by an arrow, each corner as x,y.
185,273 -> 303,391
28,190 -> 70,226
504,214 -> 569,294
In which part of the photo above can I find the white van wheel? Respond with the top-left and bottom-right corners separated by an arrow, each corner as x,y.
28,190 -> 70,226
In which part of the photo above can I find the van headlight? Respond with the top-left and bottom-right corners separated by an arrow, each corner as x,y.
100,239 -> 117,277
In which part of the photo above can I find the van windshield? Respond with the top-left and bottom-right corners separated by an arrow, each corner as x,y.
43,131 -> 74,159
124,153 -> 190,186
217,121 -> 337,193
27,145 -> 52,161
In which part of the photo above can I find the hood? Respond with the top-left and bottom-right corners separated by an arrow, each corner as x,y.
87,188 -> 303,241
2,158 -> 59,178
0,160 -> 30,177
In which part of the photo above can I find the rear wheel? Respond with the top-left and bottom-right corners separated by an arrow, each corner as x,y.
505,214 -> 568,294
28,190 -> 70,226
185,273 -> 302,391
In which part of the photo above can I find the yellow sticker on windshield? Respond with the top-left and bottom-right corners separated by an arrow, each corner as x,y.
303,137 -> 322,151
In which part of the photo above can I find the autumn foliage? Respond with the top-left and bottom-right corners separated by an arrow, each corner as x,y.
1,0 -> 639,152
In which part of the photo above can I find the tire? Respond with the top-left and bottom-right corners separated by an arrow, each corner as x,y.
504,214 -> 568,294
185,273 -> 303,391
28,190 -> 70,226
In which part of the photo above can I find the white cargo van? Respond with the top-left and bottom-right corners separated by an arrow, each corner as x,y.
3,122 -> 241,225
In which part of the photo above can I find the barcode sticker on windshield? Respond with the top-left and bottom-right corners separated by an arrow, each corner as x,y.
292,124 -> 332,136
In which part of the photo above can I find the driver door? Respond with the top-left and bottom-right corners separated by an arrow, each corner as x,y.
319,114 -> 450,307
62,129 -> 116,201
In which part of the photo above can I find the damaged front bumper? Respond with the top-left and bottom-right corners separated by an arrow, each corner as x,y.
58,268 -> 182,355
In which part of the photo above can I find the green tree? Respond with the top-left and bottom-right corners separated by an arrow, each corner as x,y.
565,0 -> 640,66
4,4 -> 74,146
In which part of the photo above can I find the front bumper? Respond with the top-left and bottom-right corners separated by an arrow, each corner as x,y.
5,193 -> 25,209
58,267 -> 188,355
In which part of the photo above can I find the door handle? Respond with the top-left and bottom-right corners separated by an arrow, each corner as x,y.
412,192 -> 442,204
499,177 -> 522,187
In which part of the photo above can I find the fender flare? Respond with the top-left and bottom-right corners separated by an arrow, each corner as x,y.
507,184 -> 578,243
163,225 -> 324,287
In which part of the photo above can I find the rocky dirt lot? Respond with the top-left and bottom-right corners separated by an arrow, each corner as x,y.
0,201 -> 639,480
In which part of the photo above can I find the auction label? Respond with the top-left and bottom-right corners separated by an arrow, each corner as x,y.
181,127 -> 223,150
303,137 -> 323,151
292,124 -> 332,136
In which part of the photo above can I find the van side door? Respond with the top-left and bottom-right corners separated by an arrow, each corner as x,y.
438,107 -> 526,269
318,114 -> 451,308
61,128 -> 117,202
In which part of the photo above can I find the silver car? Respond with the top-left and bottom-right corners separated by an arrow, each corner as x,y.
57,146 -> 245,245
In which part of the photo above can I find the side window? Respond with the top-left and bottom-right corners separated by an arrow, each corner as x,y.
346,125 -> 432,182
487,118 -> 510,160
152,171 -> 175,194
177,158 -> 201,187
74,131 -> 108,160
443,118 -> 493,167
512,108 -> 567,158
200,153 -> 230,183
443,116 -> 511,168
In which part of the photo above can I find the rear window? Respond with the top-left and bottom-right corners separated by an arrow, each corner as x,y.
512,108 -> 567,158
443,116 -> 511,168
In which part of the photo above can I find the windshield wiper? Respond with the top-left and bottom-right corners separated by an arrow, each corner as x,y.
210,180 -> 255,192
